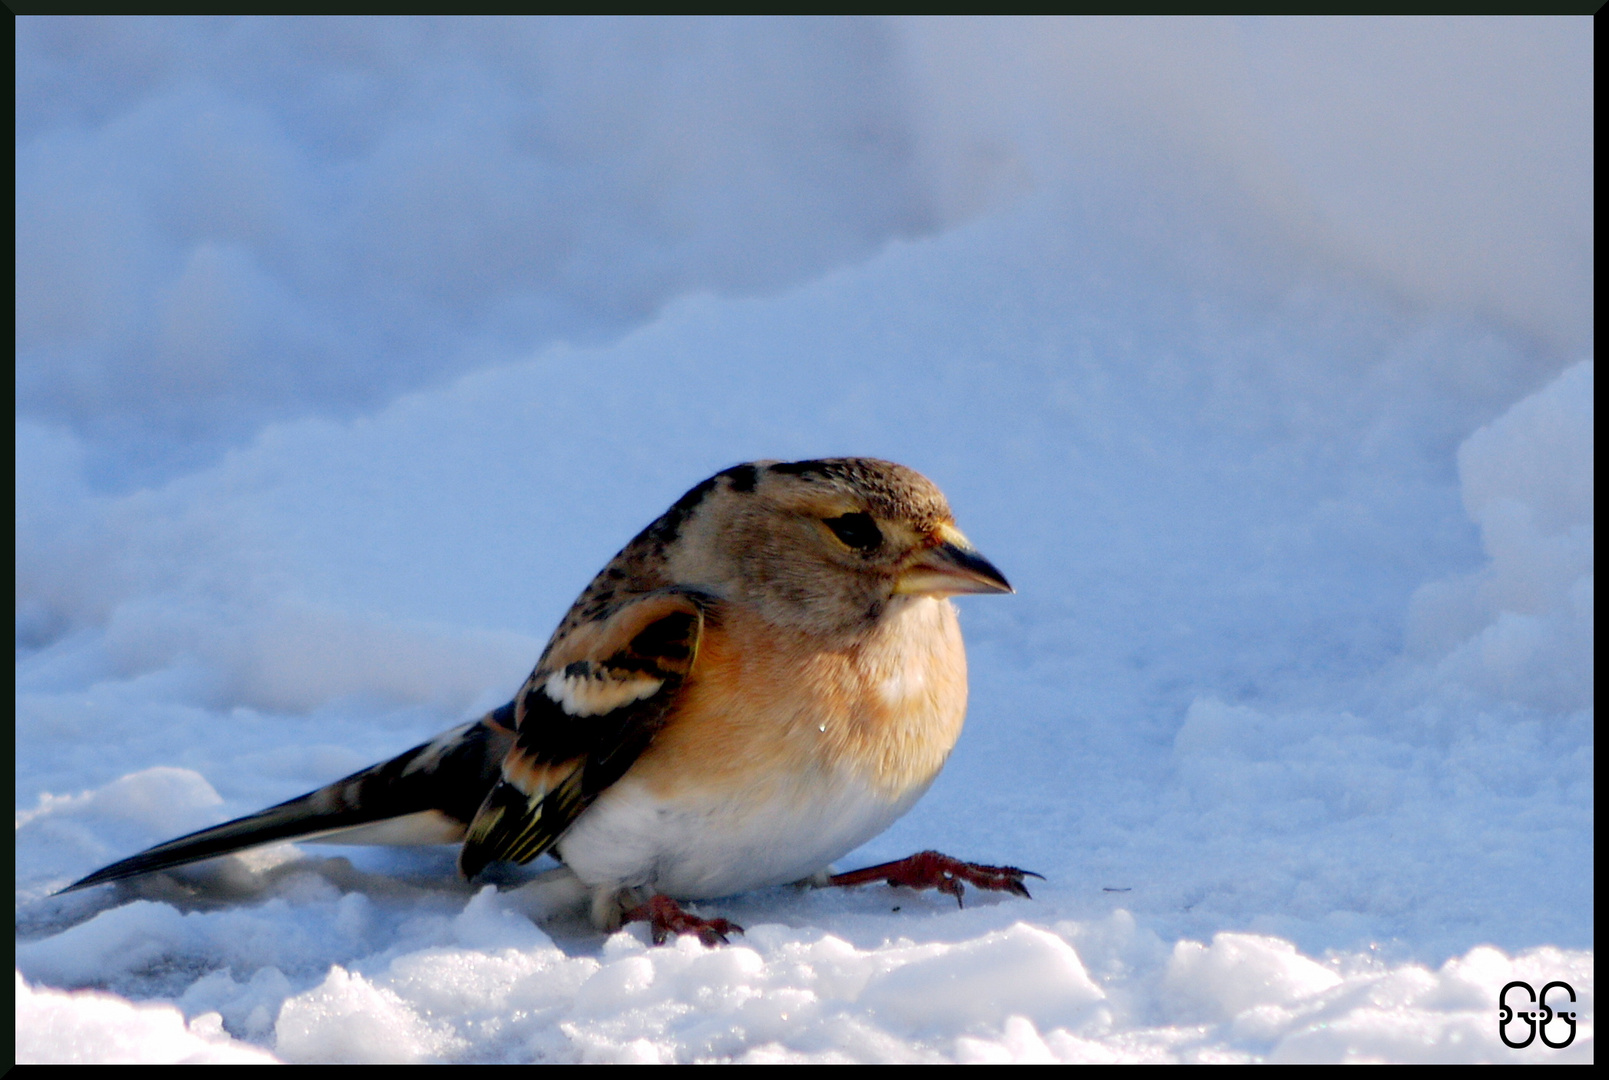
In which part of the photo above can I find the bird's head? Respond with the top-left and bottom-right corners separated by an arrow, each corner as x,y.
660,458 -> 1012,636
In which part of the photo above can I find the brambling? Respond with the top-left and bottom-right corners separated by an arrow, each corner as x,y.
63,458 -> 1032,944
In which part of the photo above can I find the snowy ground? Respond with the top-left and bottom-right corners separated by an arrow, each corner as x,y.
15,18 -> 1593,1063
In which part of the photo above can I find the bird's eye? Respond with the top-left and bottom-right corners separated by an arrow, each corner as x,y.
824,512 -> 882,552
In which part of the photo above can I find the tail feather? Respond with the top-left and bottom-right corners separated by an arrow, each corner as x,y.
58,715 -> 514,894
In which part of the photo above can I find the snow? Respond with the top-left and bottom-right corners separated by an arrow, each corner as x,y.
15,16 -> 1592,1064
16,971 -> 279,1064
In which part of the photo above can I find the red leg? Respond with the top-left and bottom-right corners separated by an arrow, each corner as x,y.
828,850 -> 1042,908
622,893 -> 743,946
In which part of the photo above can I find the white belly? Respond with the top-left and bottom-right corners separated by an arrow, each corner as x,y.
556,765 -> 933,899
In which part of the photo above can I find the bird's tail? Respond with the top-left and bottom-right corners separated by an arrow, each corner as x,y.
57,714 -> 515,894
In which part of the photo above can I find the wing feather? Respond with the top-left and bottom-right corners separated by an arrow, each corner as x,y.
458,588 -> 708,878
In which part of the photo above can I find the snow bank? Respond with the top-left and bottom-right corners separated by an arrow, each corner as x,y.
16,898 -> 1594,1063
1409,361 -> 1594,712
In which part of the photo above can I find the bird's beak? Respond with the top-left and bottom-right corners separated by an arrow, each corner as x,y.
895,523 -> 1014,597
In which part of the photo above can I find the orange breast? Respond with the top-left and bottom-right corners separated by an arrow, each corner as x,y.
633,596 -> 969,801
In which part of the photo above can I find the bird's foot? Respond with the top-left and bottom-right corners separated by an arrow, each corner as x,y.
828,850 -> 1043,908
622,893 -> 743,946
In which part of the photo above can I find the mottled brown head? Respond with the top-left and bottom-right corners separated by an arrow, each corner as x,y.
634,458 -> 1011,637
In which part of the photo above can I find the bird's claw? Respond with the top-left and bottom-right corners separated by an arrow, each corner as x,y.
828,850 -> 1043,908
622,893 -> 743,946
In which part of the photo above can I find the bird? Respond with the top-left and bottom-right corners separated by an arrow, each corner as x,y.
61,457 -> 1034,944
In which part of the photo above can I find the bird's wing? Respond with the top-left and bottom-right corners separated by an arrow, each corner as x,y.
458,588 -> 707,879
58,717 -> 514,894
